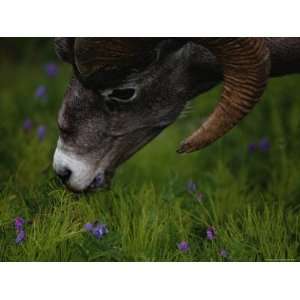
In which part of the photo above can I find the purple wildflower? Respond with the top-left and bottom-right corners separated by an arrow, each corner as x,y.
219,249 -> 228,258
15,217 -> 25,232
37,125 -> 47,141
14,217 -> 26,245
89,174 -> 104,189
187,179 -> 197,194
248,143 -> 257,153
84,223 -> 94,232
84,222 -> 108,239
44,63 -> 59,77
35,85 -> 47,99
23,118 -> 33,132
177,241 -> 190,252
16,230 -> 26,244
206,226 -> 216,241
259,137 -> 270,152
92,224 -> 109,239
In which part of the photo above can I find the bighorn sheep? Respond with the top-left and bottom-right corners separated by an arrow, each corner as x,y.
53,38 -> 300,192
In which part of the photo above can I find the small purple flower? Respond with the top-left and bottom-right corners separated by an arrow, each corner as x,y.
23,118 -> 33,132
259,137 -> 270,152
219,249 -> 228,258
16,230 -> 26,244
187,179 -> 197,194
37,125 -> 47,141
248,143 -> 257,153
92,224 -> 109,239
44,63 -> 59,77
206,226 -> 216,241
89,174 -> 104,189
14,217 -> 26,245
84,222 -> 108,239
35,85 -> 47,99
177,241 -> 190,252
15,217 -> 25,232
84,223 -> 93,232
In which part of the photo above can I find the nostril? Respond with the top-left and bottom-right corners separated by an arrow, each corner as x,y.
57,168 -> 72,184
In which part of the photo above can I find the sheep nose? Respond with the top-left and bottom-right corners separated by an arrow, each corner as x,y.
56,168 -> 72,184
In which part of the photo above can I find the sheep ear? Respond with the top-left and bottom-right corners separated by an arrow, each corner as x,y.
54,38 -> 74,64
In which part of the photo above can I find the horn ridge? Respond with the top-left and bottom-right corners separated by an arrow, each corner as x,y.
177,38 -> 270,153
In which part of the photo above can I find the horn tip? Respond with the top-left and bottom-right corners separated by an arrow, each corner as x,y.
176,141 -> 196,154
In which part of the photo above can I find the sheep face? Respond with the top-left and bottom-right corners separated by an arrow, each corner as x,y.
53,42 -> 220,192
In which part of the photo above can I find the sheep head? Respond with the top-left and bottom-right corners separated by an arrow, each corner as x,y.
53,38 -> 270,192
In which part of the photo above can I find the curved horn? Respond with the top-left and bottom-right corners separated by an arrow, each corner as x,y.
74,38 -> 163,78
177,38 -> 270,153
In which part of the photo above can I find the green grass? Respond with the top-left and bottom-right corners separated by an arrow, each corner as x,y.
1,58 -> 300,262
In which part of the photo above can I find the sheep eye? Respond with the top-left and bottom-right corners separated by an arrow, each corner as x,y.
109,88 -> 136,101
104,88 -> 136,103
101,87 -> 137,112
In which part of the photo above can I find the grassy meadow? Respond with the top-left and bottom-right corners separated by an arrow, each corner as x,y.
1,40 -> 300,261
